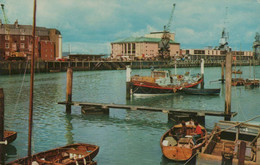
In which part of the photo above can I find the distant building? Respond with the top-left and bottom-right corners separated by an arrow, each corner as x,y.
0,19 -> 62,61
110,32 -> 180,60
181,48 -> 253,60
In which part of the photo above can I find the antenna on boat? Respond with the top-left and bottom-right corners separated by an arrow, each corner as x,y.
28,0 -> 37,163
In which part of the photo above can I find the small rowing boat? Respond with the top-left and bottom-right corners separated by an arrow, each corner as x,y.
7,143 -> 99,165
160,121 -> 207,161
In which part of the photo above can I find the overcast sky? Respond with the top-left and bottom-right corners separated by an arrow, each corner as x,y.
1,0 -> 260,54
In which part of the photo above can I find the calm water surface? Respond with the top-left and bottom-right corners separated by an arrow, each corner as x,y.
1,66 -> 259,165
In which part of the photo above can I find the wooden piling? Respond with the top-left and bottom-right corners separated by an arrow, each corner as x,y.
0,88 -> 5,165
238,141 -> 246,165
201,59 -> 204,89
126,66 -> 132,100
8,63 -> 11,75
256,137 -> 260,164
66,68 -> 73,114
225,53 -> 232,121
221,61 -> 225,83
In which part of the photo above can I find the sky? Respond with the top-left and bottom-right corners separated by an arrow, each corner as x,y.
0,0 -> 260,55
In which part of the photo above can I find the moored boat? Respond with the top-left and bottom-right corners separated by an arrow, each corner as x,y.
4,130 -> 17,144
131,70 -> 202,96
199,120 -> 260,164
232,70 -> 243,74
182,88 -> 220,95
7,143 -> 99,165
244,79 -> 260,88
160,121 -> 207,161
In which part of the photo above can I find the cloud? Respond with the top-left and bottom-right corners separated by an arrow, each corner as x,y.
1,0 -> 259,53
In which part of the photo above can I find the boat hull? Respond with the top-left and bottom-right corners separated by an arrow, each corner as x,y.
7,143 -> 99,165
182,88 -> 220,95
160,121 -> 207,162
4,130 -> 17,144
132,78 -> 202,95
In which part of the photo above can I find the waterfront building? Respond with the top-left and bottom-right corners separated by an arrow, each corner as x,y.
0,19 -> 62,61
110,32 -> 180,60
180,48 -> 253,61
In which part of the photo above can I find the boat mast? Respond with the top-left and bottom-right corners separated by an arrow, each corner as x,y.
28,0 -> 37,163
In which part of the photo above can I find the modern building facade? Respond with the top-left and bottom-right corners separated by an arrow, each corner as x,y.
181,48 -> 253,60
0,20 -> 62,61
111,32 -> 180,60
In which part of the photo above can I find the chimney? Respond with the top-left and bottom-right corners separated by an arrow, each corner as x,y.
14,19 -> 18,28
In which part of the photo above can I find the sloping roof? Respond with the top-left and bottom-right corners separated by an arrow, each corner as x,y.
111,36 -> 179,44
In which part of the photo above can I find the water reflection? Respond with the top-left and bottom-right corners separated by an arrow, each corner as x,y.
5,144 -> 17,161
65,115 -> 74,145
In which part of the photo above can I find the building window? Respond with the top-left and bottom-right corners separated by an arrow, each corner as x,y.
5,43 -> 9,49
20,43 -> 25,49
5,51 -> 9,56
20,36 -> 25,41
5,35 -> 9,40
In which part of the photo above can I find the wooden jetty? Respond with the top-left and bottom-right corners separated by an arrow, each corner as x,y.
58,101 -> 237,125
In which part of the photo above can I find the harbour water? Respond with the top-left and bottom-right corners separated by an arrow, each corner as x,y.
1,65 -> 260,165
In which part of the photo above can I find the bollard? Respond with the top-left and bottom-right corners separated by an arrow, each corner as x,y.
66,68 -> 73,114
0,88 -> 5,165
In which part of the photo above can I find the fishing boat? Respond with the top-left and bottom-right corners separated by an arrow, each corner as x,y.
182,88 -> 220,95
7,143 -> 99,165
232,69 -> 242,74
4,130 -> 17,144
232,78 -> 245,86
244,79 -> 260,88
131,70 -> 202,96
199,120 -> 260,164
160,121 -> 207,161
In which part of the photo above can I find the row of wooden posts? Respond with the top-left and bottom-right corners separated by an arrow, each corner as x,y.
62,53 -> 234,127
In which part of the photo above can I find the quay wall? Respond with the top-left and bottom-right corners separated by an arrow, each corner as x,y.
0,60 -> 259,75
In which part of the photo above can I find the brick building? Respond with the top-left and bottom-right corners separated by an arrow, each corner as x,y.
111,32 -> 180,60
0,20 -> 62,61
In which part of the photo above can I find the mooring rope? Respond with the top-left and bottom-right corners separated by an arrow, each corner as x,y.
14,59 -> 29,112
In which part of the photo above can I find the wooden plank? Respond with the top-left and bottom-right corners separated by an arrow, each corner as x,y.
58,101 -> 236,117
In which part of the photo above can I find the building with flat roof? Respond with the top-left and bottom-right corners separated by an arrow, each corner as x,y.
111,32 -> 180,60
181,48 -> 253,60
0,19 -> 62,61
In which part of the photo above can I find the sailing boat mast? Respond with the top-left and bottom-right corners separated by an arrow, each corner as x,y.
28,0 -> 37,162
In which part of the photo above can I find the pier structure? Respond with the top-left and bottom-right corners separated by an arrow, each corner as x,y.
58,101 -> 237,126
0,59 -> 258,75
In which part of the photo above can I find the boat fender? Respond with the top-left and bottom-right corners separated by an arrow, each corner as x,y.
173,88 -> 177,93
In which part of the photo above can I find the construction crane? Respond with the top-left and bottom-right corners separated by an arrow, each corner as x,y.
1,4 -> 8,27
1,3 -> 12,60
1,4 -> 25,60
159,3 -> 176,59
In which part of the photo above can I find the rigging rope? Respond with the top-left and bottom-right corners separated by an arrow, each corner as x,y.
14,59 -> 29,111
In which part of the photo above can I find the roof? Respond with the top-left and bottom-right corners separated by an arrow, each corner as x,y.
111,36 -> 179,44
